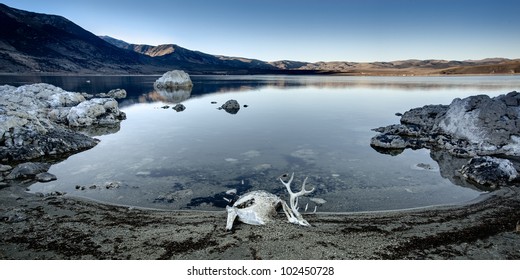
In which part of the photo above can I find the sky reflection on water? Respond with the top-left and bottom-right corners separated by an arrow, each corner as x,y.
4,75 -> 518,212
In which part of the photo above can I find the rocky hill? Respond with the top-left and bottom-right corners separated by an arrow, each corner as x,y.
0,4 -> 275,74
0,4 -> 153,73
99,36 -> 277,73
1,3 -> 519,75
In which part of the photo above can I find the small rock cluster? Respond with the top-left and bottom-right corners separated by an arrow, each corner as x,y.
371,91 -> 520,189
75,181 -> 122,191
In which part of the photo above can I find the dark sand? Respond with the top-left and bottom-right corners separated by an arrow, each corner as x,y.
1,182 -> 519,260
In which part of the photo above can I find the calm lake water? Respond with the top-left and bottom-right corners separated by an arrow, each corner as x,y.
2,75 -> 520,212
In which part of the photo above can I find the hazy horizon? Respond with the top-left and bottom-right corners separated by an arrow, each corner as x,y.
2,0 -> 520,63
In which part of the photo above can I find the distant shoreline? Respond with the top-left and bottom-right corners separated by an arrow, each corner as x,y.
0,71 -> 519,77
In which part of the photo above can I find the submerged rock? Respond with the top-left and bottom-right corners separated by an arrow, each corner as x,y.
154,189 -> 193,203
154,70 -> 193,89
290,149 -> 317,165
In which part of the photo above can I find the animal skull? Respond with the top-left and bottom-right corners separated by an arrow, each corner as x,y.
226,173 -> 315,230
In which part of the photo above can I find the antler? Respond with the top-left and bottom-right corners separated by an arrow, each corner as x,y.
279,173 -> 314,226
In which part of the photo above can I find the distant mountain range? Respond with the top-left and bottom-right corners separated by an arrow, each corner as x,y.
1,3 -> 519,75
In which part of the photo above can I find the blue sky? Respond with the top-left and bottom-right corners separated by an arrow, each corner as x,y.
2,0 -> 519,62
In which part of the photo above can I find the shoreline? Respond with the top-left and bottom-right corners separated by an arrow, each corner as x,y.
1,182 -> 519,260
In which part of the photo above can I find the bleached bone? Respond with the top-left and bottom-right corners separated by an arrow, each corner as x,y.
225,173 -> 315,230
226,190 -> 297,230
279,173 -> 315,226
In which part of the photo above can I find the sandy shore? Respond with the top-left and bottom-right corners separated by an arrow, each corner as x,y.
0,181 -> 519,260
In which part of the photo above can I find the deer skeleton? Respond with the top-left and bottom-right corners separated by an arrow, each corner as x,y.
226,173 -> 315,230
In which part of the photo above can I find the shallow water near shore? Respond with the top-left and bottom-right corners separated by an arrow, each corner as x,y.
3,75 -> 520,212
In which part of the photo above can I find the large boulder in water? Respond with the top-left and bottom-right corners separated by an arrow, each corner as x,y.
435,93 -> 520,155
371,91 -> 520,157
370,91 -> 520,189
154,70 -> 193,89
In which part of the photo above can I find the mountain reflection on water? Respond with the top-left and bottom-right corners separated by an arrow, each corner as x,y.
2,74 -> 520,212
2,75 -> 519,107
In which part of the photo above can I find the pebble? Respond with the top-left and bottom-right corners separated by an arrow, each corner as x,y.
226,189 -> 237,195
253,164 -> 272,171
309,198 -> 327,205
412,163 -> 438,171
104,181 -> 122,189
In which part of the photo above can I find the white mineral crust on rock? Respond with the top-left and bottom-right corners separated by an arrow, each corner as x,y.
67,98 -> 125,127
436,98 -> 482,144
0,83 -> 126,162
154,70 -> 193,89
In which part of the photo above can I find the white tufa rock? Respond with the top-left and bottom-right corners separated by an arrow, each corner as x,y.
502,135 -> 520,155
226,173 -> 315,230
436,97 -> 483,144
154,70 -> 193,89
67,98 -> 125,127
494,157 -> 519,181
